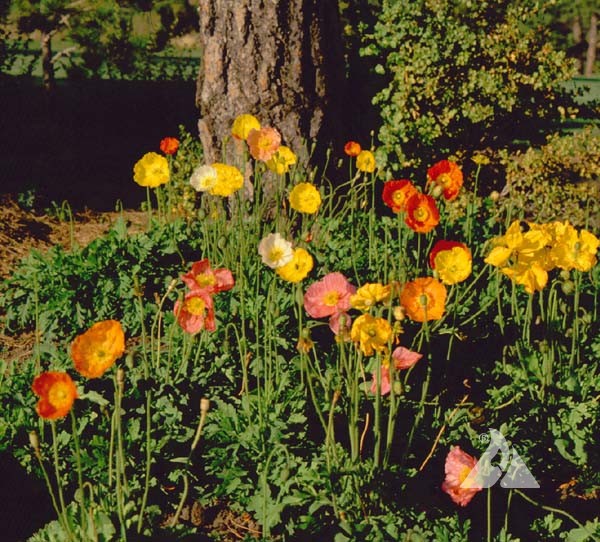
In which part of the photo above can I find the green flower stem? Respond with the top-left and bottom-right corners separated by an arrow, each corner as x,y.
145,187 -> 152,230
35,431 -> 74,541
70,410 -> 86,533
504,489 -> 513,535
487,487 -> 492,542
373,356 -> 382,469
514,490 -> 599,541
137,389 -> 153,534
114,373 -> 128,541
50,421 -> 75,541
170,399 -> 209,527
570,270 -> 582,367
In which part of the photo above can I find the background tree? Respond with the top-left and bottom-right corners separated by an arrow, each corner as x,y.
3,0 -> 197,89
195,0 -> 347,164
362,0 -> 580,172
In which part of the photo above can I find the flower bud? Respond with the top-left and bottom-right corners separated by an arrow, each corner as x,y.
200,398 -> 210,414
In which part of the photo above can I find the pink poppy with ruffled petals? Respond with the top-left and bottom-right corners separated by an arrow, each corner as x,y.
441,446 -> 482,506
328,311 -> 352,338
182,259 -> 234,295
392,346 -> 423,370
174,290 -> 215,334
304,272 -> 356,318
370,365 -> 391,395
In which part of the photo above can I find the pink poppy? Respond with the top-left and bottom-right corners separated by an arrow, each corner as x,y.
391,346 -> 423,370
182,259 -> 234,295
328,311 -> 352,338
370,365 -> 392,395
441,446 -> 482,506
246,126 -> 281,162
174,290 -> 215,334
304,272 -> 356,318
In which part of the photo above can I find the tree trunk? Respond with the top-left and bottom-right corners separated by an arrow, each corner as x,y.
41,31 -> 55,92
584,11 -> 598,77
195,0 -> 347,165
572,16 -> 583,74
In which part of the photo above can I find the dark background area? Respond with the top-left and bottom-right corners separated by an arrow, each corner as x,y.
0,77 -> 198,211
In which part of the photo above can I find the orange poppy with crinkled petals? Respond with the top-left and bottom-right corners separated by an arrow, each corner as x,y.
400,277 -> 446,322
71,320 -> 125,379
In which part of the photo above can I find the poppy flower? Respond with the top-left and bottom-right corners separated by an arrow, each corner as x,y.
182,259 -> 234,295
405,193 -> 440,233
429,240 -> 472,285
289,183 -> 322,214
231,114 -> 261,140
344,141 -> 361,157
160,137 -> 179,155
400,277 -> 447,322
276,248 -> 314,283
350,314 -> 392,356
441,446 -> 482,506
32,371 -> 78,420
356,150 -> 376,173
247,126 -> 281,161
382,180 -> 419,213
174,290 -> 215,333
304,272 -> 356,318
133,152 -> 170,188
71,320 -> 125,379
350,283 -> 391,312
211,163 -> 244,197
258,233 -> 294,269
427,160 -> 463,201
266,146 -> 297,174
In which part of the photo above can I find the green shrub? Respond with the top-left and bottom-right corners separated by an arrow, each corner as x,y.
499,126 -> 600,228
363,0 -> 578,171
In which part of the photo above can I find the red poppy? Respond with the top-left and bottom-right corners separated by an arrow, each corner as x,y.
160,137 -> 180,155
344,141 -> 361,157
427,159 -> 463,201
405,193 -> 440,233
382,179 -> 419,213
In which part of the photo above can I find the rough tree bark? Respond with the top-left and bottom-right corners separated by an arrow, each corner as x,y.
195,0 -> 347,164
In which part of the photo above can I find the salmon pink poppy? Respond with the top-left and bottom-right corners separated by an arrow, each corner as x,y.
182,259 -> 234,295
441,446 -> 482,506
304,272 -> 356,318
174,290 -> 215,334
247,126 -> 281,161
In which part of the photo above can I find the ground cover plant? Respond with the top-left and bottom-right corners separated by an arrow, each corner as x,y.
1,117 -> 599,542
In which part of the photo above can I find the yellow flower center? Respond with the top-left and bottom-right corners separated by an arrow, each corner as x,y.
438,173 -> 452,187
195,273 -> 216,288
269,247 -> 284,262
323,291 -> 340,306
392,191 -> 405,205
49,383 -> 69,406
414,206 -> 429,221
458,465 -> 474,487
185,297 -> 206,315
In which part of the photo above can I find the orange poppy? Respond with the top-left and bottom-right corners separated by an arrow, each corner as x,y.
71,320 -> 125,379
400,277 -> 447,322
344,141 -> 361,157
427,160 -> 463,201
405,193 -> 440,233
32,371 -> 78,420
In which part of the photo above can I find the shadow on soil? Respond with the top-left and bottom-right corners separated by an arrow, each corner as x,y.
0,76 -> 198,211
